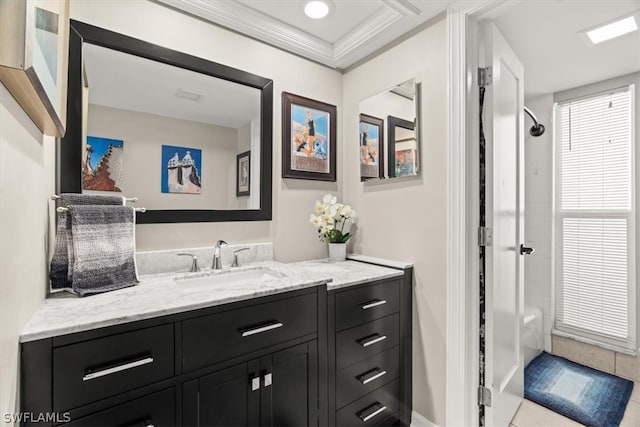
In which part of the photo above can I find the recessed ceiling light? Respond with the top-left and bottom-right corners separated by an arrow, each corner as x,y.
304,1 -> 330,19
586,16 -> 638,44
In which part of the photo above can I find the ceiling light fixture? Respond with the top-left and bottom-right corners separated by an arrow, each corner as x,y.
304,1 -> 331,19
586,16 -> 638,44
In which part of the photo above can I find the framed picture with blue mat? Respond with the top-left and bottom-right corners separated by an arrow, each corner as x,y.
525,352 -> 633,427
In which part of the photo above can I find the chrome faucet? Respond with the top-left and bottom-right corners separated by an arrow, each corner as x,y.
212,240 -> 228,270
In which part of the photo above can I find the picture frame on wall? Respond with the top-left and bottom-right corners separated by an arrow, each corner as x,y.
387,115 -> 419,178
237,150 -> 250,196
359,113 -> 384,180
0,0 -> 70,136
282,92 -> 337,182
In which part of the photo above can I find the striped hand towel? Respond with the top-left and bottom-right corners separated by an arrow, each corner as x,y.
50,194 -> 125,290
68,205 -> 138,296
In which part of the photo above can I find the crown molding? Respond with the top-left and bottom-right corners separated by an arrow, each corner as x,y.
157,0 -> 336,65
157,0 -> 434,69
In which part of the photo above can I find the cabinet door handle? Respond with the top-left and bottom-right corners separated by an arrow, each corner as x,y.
357,368 -> 387,385
82,356 -> 154,381
264,372 -> 272,387
357,402 -> 387,422
240,321 -> 284,337
357,334 -> 387,347
251,376 -> 260,391
361,299 -> 387,310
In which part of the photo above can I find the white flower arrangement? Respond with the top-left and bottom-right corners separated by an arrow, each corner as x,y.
309,194 -> 357,243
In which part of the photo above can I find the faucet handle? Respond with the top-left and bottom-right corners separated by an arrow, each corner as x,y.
216,240 -> 228,248
177,253 -> 200,272
231,248 -> 251,267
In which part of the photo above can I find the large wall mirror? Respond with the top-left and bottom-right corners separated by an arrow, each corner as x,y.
359,79 -> 421,181
59,21 -> 273,223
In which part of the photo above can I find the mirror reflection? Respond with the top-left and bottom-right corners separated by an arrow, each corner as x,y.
81,43 -> 262,210
358,79 -> 420,181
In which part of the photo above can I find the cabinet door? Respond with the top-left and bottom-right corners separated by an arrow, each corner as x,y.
261,341 -> 318,427
183,361 -> 260,427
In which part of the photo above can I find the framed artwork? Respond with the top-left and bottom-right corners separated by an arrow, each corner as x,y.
0,0 -> 70,136
161,145 -> 202,194
237,151 -> 250,196
83,136 -> 124,192
282,92 -> 337,181
359,114 -> 384,180
387,115 -> 419,178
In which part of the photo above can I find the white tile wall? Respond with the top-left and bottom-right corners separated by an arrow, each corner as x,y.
524,94 -> 554,352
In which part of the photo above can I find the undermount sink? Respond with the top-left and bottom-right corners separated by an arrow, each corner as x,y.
175,266 -> 284,289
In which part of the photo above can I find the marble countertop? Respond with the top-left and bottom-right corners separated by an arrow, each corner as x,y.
21,259 -> 403,343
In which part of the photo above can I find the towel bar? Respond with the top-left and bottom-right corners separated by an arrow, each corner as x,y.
56,207 -> 146,213
51,195 -> 138,202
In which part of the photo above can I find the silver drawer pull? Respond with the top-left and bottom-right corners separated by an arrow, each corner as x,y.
82,356 -> 154,381
264,372 -> 272,387
358,334 -> 387,347
361,299 -> 387,310
357,368 -> 387,385
358,403 -> 387,422
251,376 -> 260,391
240,321 -> 284,337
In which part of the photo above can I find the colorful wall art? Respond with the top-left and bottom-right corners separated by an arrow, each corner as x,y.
161,145 -> 202,194
83,136 -> 124,192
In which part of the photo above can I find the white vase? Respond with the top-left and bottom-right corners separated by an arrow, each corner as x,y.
328,243 -> 347,262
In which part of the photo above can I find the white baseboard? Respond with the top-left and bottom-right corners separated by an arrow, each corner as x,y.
411,410 -> 438,427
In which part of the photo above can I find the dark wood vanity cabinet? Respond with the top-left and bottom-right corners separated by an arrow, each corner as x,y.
21,286 -> 324,427
327,268 -> 413,427
182,341 -> 318,427
20,262 -> 412,427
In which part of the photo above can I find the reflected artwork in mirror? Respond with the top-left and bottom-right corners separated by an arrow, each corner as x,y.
60,21 -> 273,223
358,79 -> 420,181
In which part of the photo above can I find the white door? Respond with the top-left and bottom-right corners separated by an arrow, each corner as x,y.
482,23 -> 525,427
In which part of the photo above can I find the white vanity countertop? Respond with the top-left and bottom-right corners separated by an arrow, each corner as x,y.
20,259 -> 404,343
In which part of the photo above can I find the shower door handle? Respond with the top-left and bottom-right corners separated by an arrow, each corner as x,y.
520,244 -> 535,255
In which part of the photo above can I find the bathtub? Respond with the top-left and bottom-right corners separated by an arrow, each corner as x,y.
523,306 -> 543,367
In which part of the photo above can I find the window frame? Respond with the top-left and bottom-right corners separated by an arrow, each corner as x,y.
553,84 -> 637,352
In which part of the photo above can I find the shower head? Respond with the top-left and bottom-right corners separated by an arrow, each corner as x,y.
524,106 -> 545,137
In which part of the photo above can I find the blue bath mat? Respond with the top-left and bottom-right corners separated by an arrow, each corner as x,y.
525,352 -> 633,427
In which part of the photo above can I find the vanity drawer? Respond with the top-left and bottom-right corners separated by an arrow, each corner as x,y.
53,324 -> 174,411
336,379 -> 400,426
64,388 -> 174,427
335,279 -> 400,331
182,292 -> 317,372
336,314 -> 399,370
336,346 -> 399,409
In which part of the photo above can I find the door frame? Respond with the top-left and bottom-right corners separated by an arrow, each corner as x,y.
445,1 -> 522,426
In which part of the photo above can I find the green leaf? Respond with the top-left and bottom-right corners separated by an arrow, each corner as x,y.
339,233 -> 351,243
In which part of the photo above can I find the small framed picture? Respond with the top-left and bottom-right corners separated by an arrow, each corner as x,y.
359,114 -> 384,180
388,115 -> 418,178
282,92 -> 337,181
237,150 -> 250,196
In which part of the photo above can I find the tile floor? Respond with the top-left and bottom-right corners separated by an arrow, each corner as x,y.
510,382 -> 640,427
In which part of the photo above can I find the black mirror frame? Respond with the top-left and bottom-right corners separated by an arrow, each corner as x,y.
59,20 -> 273,224
387,115 -> 417,179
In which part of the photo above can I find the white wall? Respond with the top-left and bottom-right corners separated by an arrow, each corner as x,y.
343,18 -> 448,426
523,93 -> 554,352
88,104 -> 243,210
71,0 -> 343,261
0,84 -> 55,422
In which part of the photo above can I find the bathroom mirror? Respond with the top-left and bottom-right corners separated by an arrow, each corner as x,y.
59,20 -> 273,223
358,79 -> 420,181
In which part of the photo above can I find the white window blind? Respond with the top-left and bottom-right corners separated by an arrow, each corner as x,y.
555,86 -> 635,347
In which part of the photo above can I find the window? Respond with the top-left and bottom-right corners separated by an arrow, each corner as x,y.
554,85 -> 636,350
